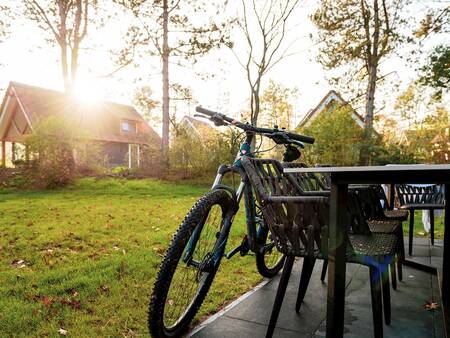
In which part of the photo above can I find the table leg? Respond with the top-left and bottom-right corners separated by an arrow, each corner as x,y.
326,182 -> 348,338
443,183 -> 450,336
388,183 -> 395,210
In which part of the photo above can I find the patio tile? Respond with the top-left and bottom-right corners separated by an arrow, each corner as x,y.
190,315 -> 309,338
189,239 -> 444,337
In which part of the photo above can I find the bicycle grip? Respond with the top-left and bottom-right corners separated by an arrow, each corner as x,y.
195,106 -> 217,117
286,132 -> 315,144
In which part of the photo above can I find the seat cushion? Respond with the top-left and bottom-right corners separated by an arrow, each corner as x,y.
348,233 -> 398,260
383,209 -> 409,221
368,220 -> 402,234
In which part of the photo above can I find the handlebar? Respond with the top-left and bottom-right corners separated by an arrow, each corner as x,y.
195,106 -> 315,145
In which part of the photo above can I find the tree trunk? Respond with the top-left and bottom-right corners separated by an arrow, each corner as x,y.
161,0 -> 170,165
61,45 -> 71,92
360,63 -> 378,165
365,64 -> 377,131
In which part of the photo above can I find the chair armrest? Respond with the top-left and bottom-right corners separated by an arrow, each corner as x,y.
301,191 -> 330,197
266,196 -> 329,204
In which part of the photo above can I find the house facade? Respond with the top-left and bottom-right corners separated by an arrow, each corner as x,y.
0,82 -> 161,168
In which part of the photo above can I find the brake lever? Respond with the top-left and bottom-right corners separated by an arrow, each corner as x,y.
194,114 -> 209,120
210,114 -> 228,127
287,139 -> 305,148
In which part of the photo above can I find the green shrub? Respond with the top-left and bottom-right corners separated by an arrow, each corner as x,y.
23,116 -> 110,188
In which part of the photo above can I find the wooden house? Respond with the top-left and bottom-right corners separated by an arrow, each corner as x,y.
178,115 -> 216,138
297,90 -> 365,129
0,82 -> 161,168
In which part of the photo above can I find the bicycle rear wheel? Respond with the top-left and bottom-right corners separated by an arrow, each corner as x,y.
255,227 -> 285,277
148,189 -> 234,338
254,201 -> 285,277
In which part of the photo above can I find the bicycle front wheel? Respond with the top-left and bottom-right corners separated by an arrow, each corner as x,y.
148,189 -> 234,338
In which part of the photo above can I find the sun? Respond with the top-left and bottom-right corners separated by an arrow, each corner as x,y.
71,78 -> 105,104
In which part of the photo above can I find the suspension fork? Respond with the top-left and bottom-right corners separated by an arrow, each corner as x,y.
183,165 -> 242,265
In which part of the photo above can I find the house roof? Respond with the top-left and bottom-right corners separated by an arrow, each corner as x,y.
297,90 -> 365,129
0,82 -> 161,145
179,115 -> 216,136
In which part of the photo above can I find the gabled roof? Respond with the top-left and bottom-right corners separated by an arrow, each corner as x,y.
297,90 -> 365,129
179,115 -> 216,137
0,82 -> 161,145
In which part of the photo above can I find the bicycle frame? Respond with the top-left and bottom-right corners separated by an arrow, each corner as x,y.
183,132 -> 274,268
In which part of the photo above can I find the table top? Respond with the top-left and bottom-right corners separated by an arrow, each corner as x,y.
284,164 -> 450,173
283,164 -> 450,184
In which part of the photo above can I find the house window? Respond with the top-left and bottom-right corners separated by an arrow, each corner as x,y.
121,120 -> 137,133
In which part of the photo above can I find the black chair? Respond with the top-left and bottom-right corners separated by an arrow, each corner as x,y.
395,184 -> 445,255
357,187 -> 406,287
242,158 -> 398,338
369,185 -> 409,222
283,163 -> 405,289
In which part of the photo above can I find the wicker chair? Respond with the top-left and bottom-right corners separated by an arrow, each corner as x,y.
395,184 -> 445,255
370,185 -> 409,221
242,158 -> 398,338
283,163 -> 405,289
356,187 -> 406,287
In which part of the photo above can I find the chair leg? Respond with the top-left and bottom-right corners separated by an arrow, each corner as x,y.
409,210 -> 414,256
369,266 -> 384,338
295,257 -> 316,313
390,259 -> 397,291
321,259 -> 328,282
430,209 -> 435,245
266,255 -> 295,338
382,261 -> 392,325
397,235 -> 404,281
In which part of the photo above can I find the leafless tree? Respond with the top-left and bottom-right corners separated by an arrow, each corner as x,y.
234,0 -> 300,125
24,0 -> 95,92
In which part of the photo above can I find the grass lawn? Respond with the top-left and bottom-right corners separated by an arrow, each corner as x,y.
0,178 -> 263,337
403,210 -> 445,239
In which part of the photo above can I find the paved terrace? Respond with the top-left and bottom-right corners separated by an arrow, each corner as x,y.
190,238 -> 444,338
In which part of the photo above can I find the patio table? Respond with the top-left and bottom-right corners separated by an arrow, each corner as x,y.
284,164 -> 450,338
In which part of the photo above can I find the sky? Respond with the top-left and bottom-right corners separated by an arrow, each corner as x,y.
0,0 -> 448,134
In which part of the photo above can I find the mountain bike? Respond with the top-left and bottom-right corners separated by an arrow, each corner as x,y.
148,106 -> 315,337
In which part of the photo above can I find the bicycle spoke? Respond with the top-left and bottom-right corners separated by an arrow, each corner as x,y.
163,204 -> 223,328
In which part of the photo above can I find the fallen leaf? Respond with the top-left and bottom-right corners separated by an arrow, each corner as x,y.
41,296 -> 53,308
100,285 -> 110,292
424,301 -> 439,311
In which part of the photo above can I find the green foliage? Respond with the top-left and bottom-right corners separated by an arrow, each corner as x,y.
300,106 -> 365,166
391,82 -> 450,164
419,45 -> 450,96
24,117 -> 78,188
133,85 -> 159,121
169,127 -> 240,177
23,116 -> 108,188
260,80 -> 298,130
0,4 -> 10,42
312,0 -> 404,71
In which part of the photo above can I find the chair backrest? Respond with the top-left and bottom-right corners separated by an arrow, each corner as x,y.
372,185 -> 390,210
241,157 -> 328,257
357,186 -> 388,221
282,162 -> 371,235
282,162 -> 330,191
395,184 -> 445,206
